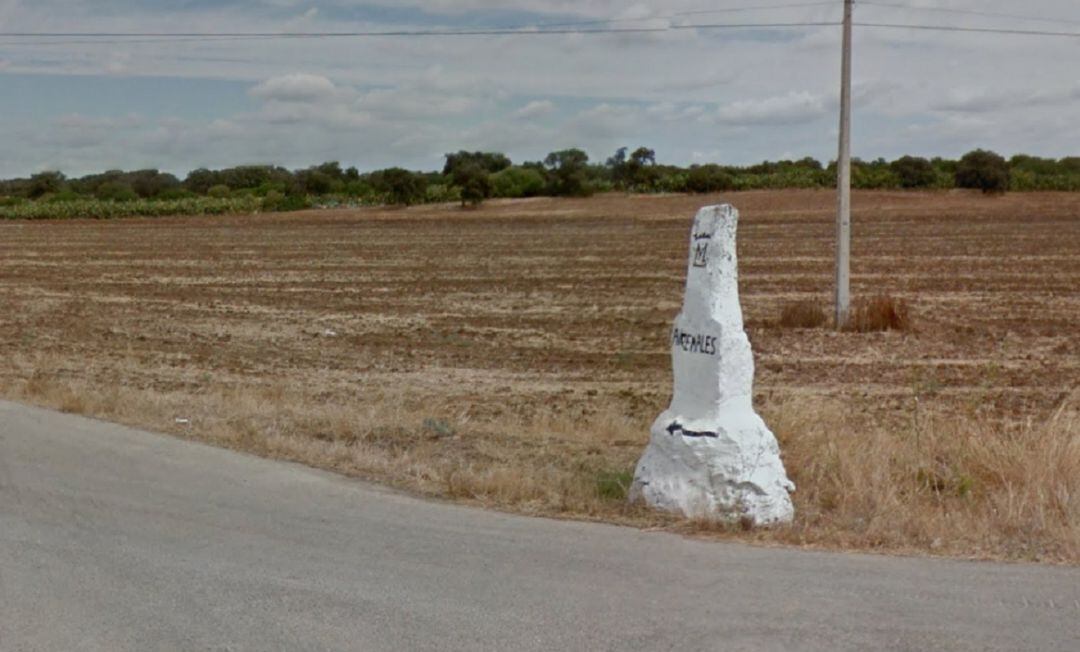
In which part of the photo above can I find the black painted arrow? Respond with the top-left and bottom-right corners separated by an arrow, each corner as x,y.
665,421 -> 719,439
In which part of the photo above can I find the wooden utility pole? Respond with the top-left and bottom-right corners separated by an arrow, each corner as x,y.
835,0 -> 853,328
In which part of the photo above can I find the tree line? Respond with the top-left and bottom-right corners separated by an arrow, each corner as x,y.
2,148 -> 1077,213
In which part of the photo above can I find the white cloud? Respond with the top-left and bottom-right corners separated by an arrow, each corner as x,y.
933,85 -> 1080,113
39,113 -> 147,150
55,113 -> 144,130
357,86 -> 479,119
249,73 -> 340,102
566,103 -> 640,138
714,91 -> 829,126
514,100 -> 555,119
646,102 -> 708,123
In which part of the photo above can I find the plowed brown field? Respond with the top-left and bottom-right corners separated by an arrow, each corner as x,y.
2,190 -> 1078,561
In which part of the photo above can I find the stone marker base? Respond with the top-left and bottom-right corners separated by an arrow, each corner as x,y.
630,408 -> 795,525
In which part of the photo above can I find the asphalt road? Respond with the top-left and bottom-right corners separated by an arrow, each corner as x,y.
2,400 -> 1078,651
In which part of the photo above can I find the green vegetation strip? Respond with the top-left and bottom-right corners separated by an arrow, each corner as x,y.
3,147 -> 1079,219
0,196 -> 263,220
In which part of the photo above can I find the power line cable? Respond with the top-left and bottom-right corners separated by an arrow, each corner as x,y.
859,1 -> 1080,27
675,21 -> 838,31
672,1 -> 836,18
489,1 -> 838,29
0,2 -> 841,41
856,22 -> 1080,39
0,34 -> 333,46
0,22 -> 841,43
7,19 -> 1080,46
0,1 -> 841,41
2,28 -> 665,38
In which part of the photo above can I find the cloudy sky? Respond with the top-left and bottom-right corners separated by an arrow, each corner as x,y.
1,0 -> 1078,177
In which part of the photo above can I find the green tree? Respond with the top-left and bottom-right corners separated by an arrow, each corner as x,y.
630,147 -> 656,168
443,151 -> 512,176
450,163 -> 492,207
955,149 -> 1010,194
627,147 -> 659,189
685,165 -> 735,193
294,168 -> 337,195
128,169 -> 180,198
544,148 -> 592,197
605,147 -> 630,188
890,156 -> 936,189
315,161 -> 345,180
606,146 -> 658,190
27,171 -> 66,199
372,168 -> 428,206
216,165 -> 293,192
1059,157 -> 1080,173
183,168 -> 222,195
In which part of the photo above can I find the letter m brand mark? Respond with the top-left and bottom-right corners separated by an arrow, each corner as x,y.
692,242 -> 708,268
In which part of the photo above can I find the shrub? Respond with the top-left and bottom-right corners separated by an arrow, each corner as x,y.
423,184 -> 460,204
685,165 -> 735,193
845,294 -> 912,332
491,167 -> 546,198
1009,154 -> 1059,177
156,187 -> 195,200
294,168 -> 339,195
890,156 -> 937,189
656,171 -> 689,193
219,165 -> 293,193
46,190 -> 82,203
778,300 -> 827,329
261,191 -> 309,212
129,169 -> 181,198
771,167 -> 830,189
342,180 -> 374,199
371,168 -> 428,206
95,181 -> 138,202
956,150 -> 1010,194
206,184 -> 232,199
852,159 -> 901,189
183,168 -> 221,194
261,190 -> 285,210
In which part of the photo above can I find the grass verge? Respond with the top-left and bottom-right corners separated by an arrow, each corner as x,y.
6,370 -> 1077,563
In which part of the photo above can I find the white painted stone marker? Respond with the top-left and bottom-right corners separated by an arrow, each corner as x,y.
630,205 -> 795,525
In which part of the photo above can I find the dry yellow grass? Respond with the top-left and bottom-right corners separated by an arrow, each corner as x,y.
778,300 -> 828,329
845,294 -> 912,332
765,394 -> 1079,561
1,190 -> 1077,562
